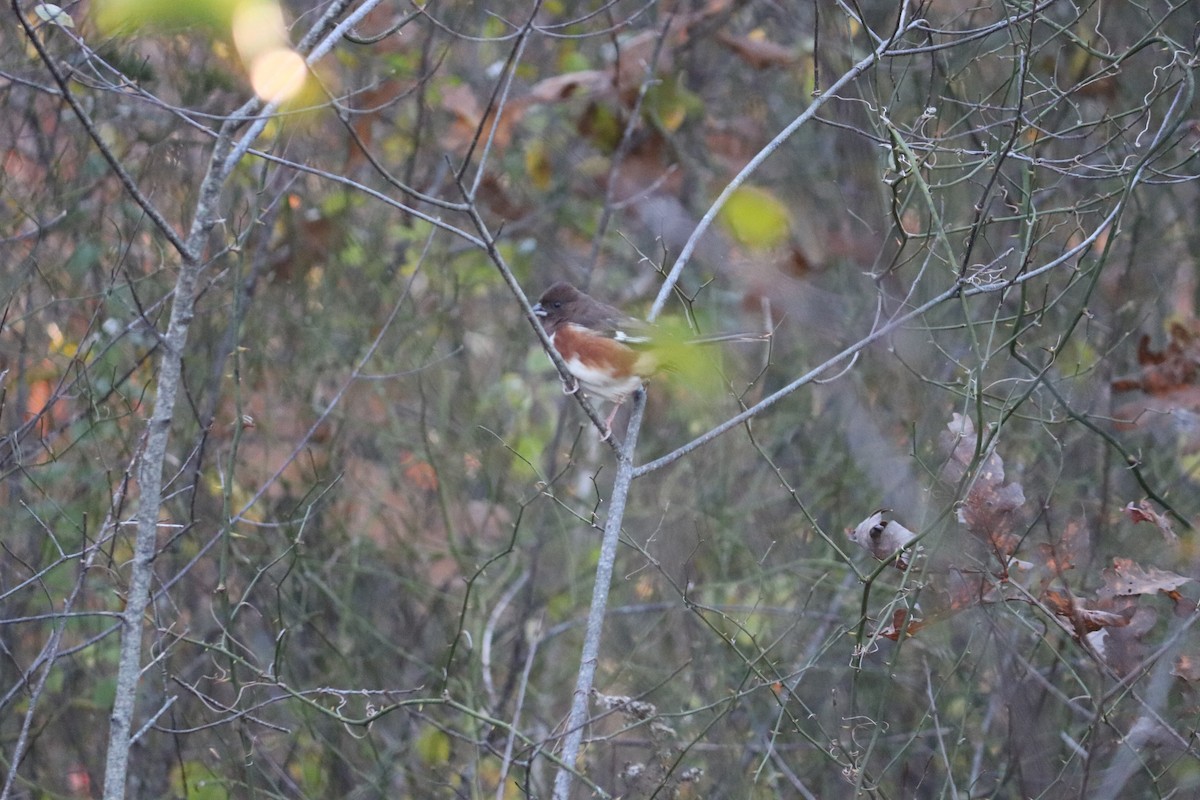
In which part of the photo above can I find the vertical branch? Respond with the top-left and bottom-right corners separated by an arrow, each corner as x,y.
72,2 -> 371,796
11,5 -> 225,795
553,13 -> 924,797
551,393 -> 645,800
101,128 -> 233,800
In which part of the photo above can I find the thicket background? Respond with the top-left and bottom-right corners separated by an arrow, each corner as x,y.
3,0 -> 1200,798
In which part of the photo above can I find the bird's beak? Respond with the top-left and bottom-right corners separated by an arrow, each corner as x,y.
532,302 -> 547,318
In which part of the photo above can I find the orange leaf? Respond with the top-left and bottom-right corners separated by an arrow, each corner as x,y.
400,452 -> 439,491
873,608 -> 924,641
26,377 -> 53,426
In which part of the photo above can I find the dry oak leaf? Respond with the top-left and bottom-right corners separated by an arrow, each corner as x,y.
715,30 -> 798,70
1122,500 -> 1178,545
873,608 -> 925,641
1171,654 -> 1200,682
1090,605 -> 1157,677
1099,557 -> 1191,599
527,70 -> 612,104
939,413 -> 1026,552
1112,321 -> 1200,395
1035,518 -> 1089,574
1110,321 -> 1200,432
1041,589 -> 1134,633
439,84 -> 525,155
1036,543 -> 1075,573
939,413 -> 1012,494
939,569 -> 992,612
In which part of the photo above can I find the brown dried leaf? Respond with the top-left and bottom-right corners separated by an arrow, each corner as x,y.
439,84 -> 525,155
476,172 -> 530,220
527,70 -> 612,104
1171,654 -> 1200,682
1041,589 -> 1134,633
705,117 -> 764,174
1112,385 -> 1200,432
343,77 -> 410,171
1036,543 -> 1073,574
929,568 -> 992,615
612,30 -> 678,101
1112,321 -> 1200,395
779,244 -> 817,278
1039,589 -> 1073,617
940,413 -> 1026,554
1091,605 -> 1156,676
938,412 -> 979,485
441,83 -> 481,126
25,370 -> 57,438
873,608 -> 925,641
715,30 -> 797,70
940,413 -> 1009,487
1035,518 -> 1090,574
1099,557 -> 1191,599
605,0 -> 733,101
1123,500 -> 1179,545
959,481 -> 1025,536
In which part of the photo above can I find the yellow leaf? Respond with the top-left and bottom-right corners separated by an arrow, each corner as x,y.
525,140 -> 552,191
718,186 -> 791,248
415,726 -> 451,766
644,77 -> 702,133
477,760 -> 523,799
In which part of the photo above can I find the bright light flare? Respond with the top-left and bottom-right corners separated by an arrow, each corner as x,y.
248,48 -> 306,104
232,0 -> 306,103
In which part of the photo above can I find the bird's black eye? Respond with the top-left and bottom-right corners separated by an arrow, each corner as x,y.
870,523 -> 884,539
553,301 -> 562,309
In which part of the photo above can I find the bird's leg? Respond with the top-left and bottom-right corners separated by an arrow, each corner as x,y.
599,402 -> 623,441
560,375 -> 579,395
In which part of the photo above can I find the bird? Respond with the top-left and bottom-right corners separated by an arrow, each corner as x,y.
532,281 -> 764,434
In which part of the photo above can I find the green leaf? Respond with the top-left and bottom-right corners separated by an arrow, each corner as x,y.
93,0 -> 238,35
649,317 -> 726,406
170,762 -> 229,800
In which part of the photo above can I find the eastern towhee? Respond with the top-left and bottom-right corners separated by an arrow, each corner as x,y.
532,282 -> 763,433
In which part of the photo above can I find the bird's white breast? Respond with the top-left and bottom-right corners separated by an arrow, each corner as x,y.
563,355 -> 645,403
